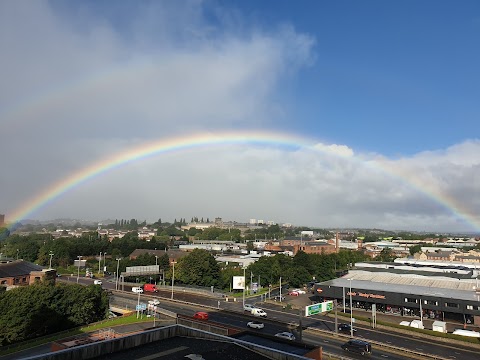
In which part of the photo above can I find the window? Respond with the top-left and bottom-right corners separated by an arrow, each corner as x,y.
404,297 -> 417,303
467,305 -> 474,310
423,300 -> 438,306
445,302 -> 459,308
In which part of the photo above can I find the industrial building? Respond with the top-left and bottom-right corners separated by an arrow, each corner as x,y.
313,261 -> 480,326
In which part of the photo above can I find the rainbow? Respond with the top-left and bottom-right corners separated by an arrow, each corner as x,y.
6,130 -> 480,232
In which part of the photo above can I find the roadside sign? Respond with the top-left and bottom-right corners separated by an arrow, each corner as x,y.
305,300 -> 334,317
140,303 -> 147,310
136,305 -> 142,311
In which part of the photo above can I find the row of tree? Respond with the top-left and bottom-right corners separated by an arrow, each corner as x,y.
0,283 -> 108,345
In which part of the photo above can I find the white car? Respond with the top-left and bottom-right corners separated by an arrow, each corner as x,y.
275,332 -> 296,341
132,287 -> 144,293
251,308 -> 267,317
93,280 -> 102,285
244,304 -> 258,312
247,321 -> 264,329
148,299 -> 160,306
292,288 -> 306,294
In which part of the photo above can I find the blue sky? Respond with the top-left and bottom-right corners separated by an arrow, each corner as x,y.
1,1 -> 479,232
227,0 -> 480,155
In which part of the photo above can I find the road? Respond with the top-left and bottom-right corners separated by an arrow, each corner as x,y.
60,277 -> 480,360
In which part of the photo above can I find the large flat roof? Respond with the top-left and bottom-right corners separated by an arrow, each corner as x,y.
321,271 -> 480,302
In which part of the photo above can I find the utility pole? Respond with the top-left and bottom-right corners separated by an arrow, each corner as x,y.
250,272 -> 253,295
242,267 -> 246,308
115,258 -> 121,290
279,277 -> 282,302
334,299 -> 338,334
98,252 -> 102,274
76,256 -> 82,283
49,251 -> 54,269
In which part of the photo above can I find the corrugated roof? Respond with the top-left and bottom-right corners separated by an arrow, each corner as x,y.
0,260 -> 44,278
321,270 -> 479,301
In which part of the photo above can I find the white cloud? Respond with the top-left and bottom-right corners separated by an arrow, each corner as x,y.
1,2 -> 479,233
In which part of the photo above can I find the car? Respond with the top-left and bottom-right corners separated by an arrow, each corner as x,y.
246,321 -> 264,329
93,279 -> 102,285
338,323 -> 357,334
288,291 -> 299,296
193,311 -> 209,320
275,332 -> 296,341
341,339 -> 372,356
251,308 -> 267,317
148,299 -> 160,306
132,287 -> 143,293
292,288 -> 306,294
244,304 -> 258,312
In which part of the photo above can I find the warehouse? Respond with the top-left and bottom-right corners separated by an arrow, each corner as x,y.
313,264 -> 480,326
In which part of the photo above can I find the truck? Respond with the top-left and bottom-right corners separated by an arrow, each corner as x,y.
144,284 -> 158,292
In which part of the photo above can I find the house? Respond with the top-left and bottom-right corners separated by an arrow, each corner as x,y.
0,260 -> 56,288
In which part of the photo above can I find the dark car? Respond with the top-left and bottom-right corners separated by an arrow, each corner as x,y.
338,323 -> 357,334
341,339 -> 372,356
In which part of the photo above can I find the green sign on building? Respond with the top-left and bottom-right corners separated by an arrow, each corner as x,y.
305,300 -> 334,317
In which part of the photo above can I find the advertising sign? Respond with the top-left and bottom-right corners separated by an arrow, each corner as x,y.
305,301 -> 334,317
232,276 -> 245,290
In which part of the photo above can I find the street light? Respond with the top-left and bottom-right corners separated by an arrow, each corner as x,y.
103,252 -> 107,274
98,252 -> 102,274
76,256 -> 82,283
171,261 -> 177,299
348,278 -> 354,337
242,267 -> 246,308
16,249 -> 19,260
155,255 -> 159,285
115,258 -> 121,290
49,251 -> 54,269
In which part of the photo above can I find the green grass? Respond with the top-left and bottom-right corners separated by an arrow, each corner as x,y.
0,314 -> 154,356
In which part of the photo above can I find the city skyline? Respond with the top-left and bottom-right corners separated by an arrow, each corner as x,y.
1,1 -> 479,233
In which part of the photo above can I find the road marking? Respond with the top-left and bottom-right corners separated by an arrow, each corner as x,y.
380,355 -> 389,358
415,348 -> 423,351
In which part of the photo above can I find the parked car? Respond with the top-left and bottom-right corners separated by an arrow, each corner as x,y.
244,304 -> 258,312
246,321 -> 264,329
288,291 -> 299,296
275,332 -> 296,341
338,323 -> 357,334
132,287 -> 143,293
93,279 -> 102,285
341,339 -> 372,356
193,311 -> 209,320
292,288 -> 306,294
148,299 -> 160,306
251,308 -> 267,317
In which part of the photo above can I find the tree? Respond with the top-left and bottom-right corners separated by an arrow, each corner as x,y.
375,248 -> 397,262
175,249 -> 220,287
409,244 -> 423,256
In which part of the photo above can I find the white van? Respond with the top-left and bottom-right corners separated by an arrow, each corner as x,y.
251,308 -> 267,317
132,287 -> 143,293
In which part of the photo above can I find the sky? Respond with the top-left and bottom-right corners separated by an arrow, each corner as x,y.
1,0 -> 479,233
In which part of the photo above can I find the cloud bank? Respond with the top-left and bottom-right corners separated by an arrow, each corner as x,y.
1,2 -> 479,233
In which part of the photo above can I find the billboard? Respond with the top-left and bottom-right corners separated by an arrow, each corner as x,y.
305,300 -> 334,317
124,265 -> 159,275
232,276 -> 245,290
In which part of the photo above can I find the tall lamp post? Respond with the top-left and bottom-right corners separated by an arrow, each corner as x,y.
155,255 -> 158,285
16,249 -> 19,260
98,252 -> 102,274
242,267 -> 246,308
171,261 -> 177,299
348,278 -> 354,337
76,256 -> 82,283
103,252 -> 107,274
115,258 -> 121,290
49,251 -> 54,269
